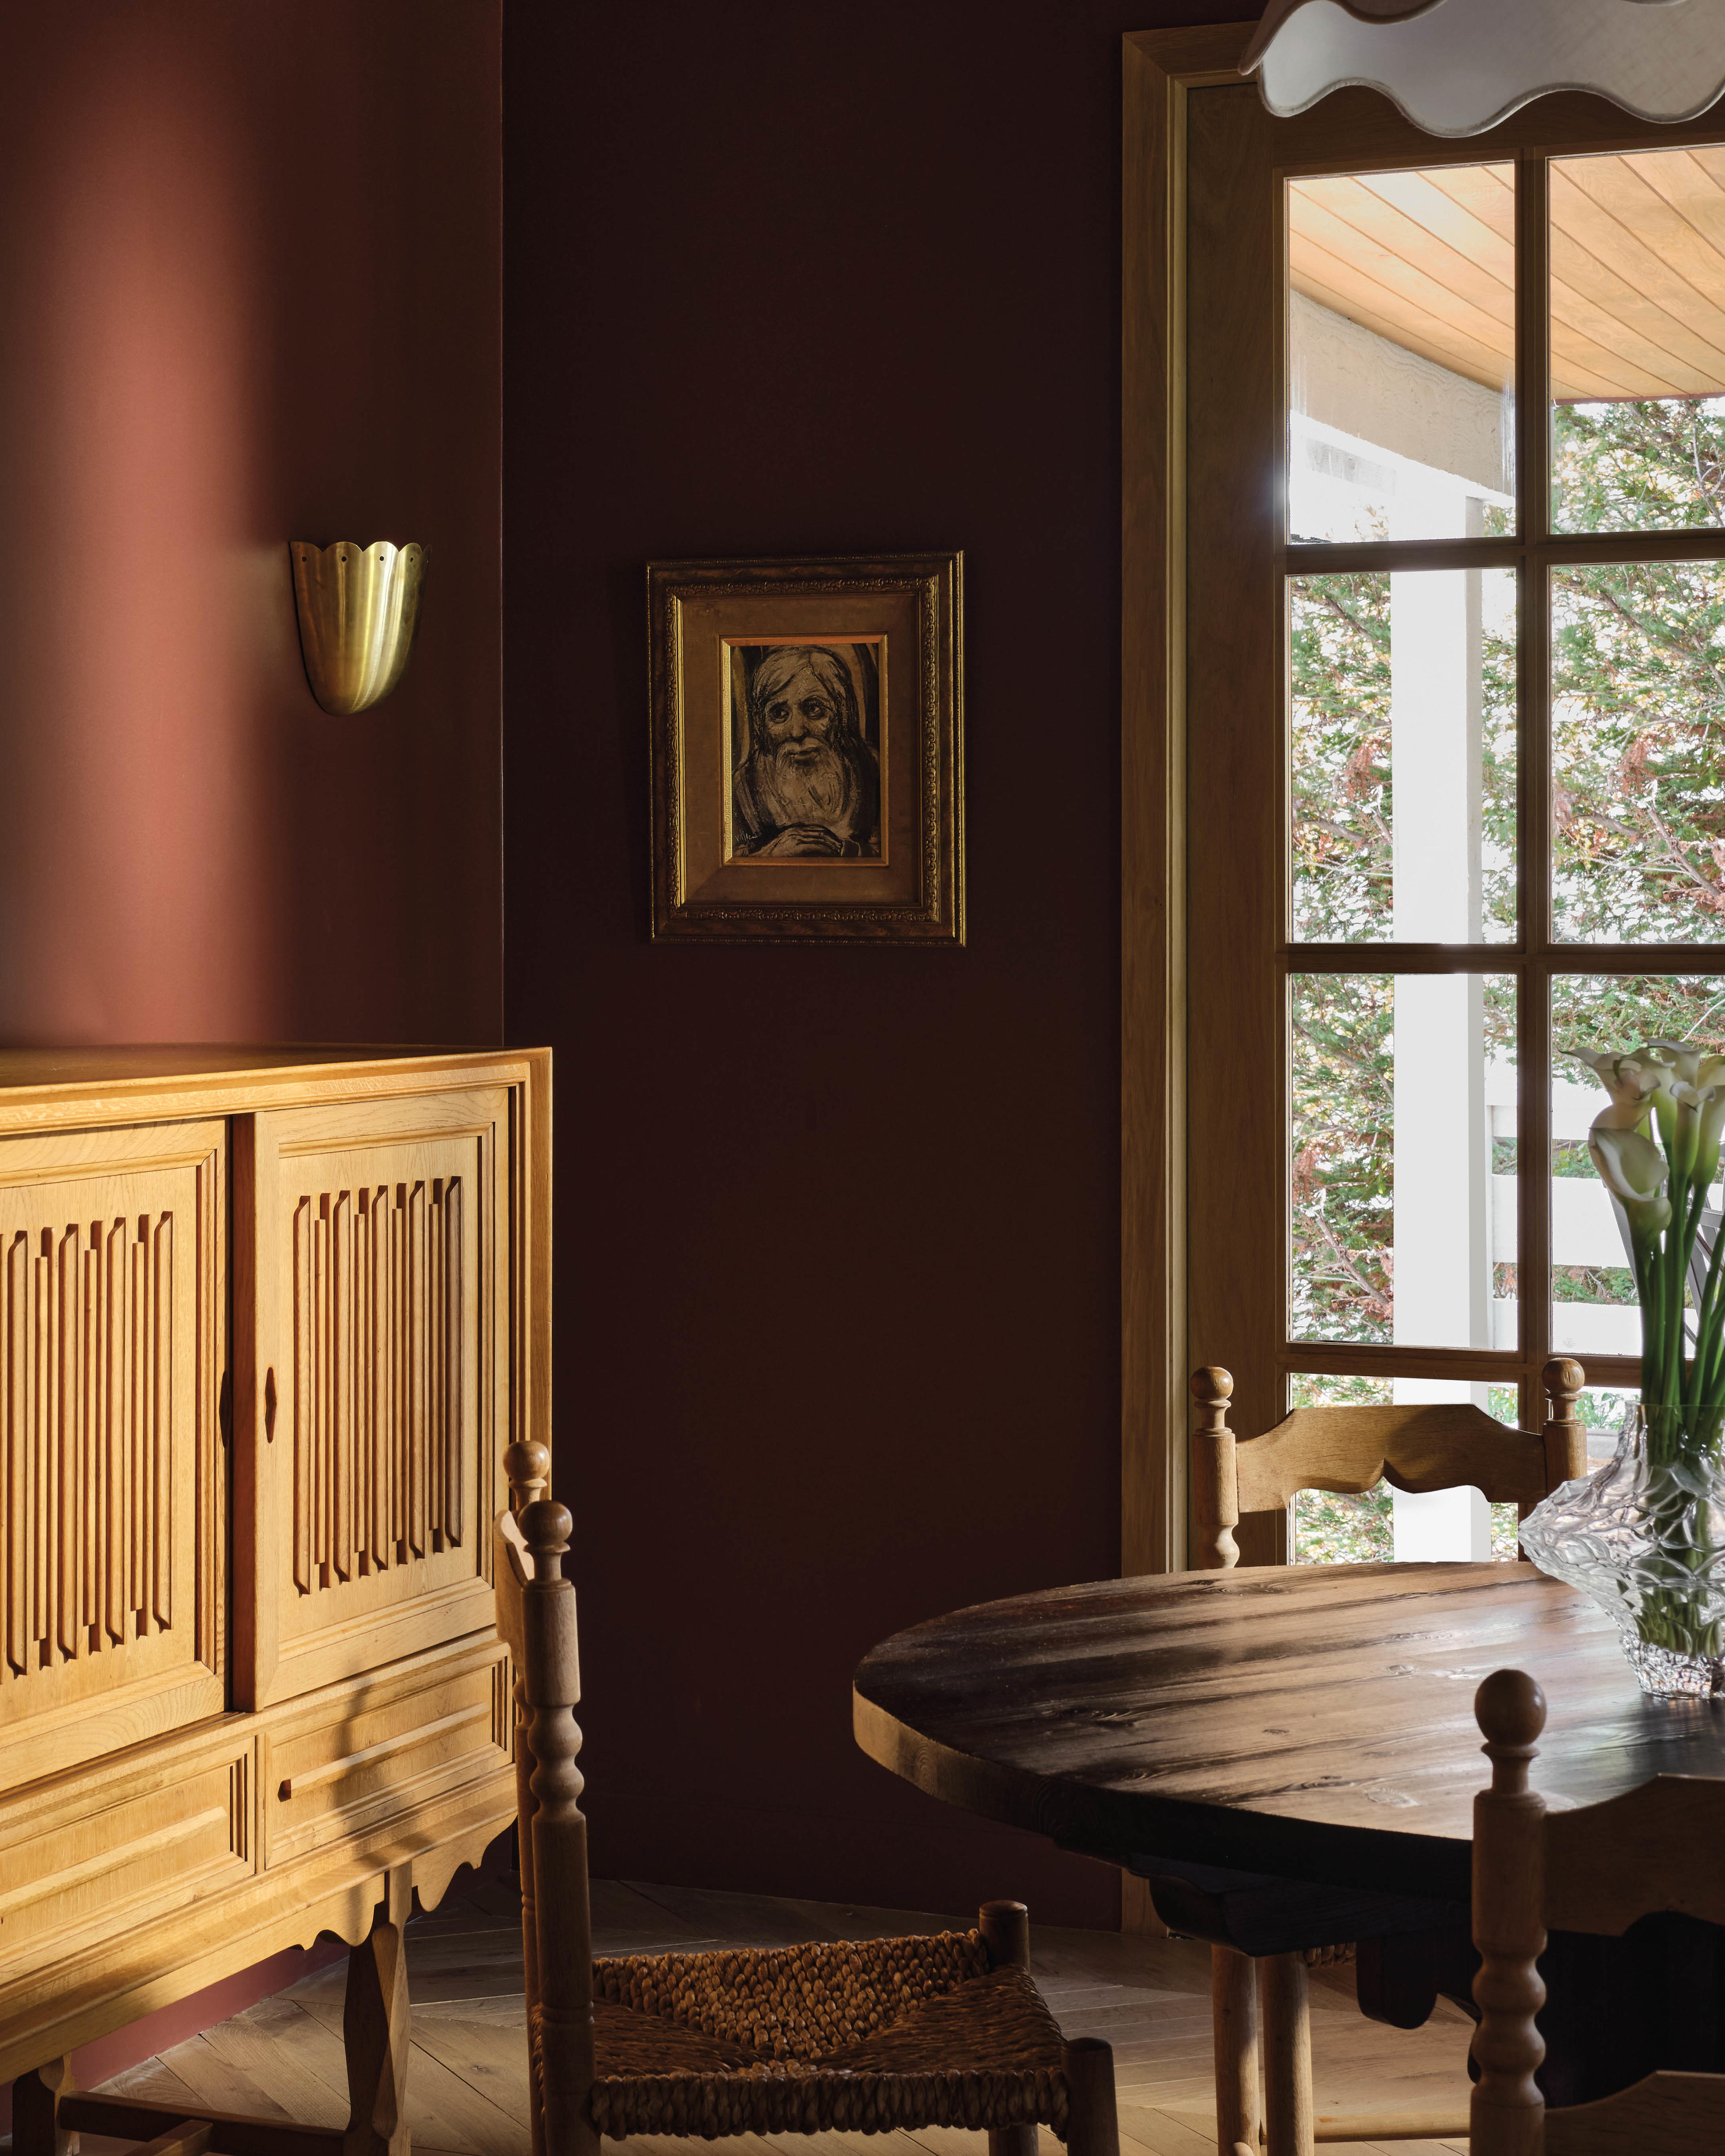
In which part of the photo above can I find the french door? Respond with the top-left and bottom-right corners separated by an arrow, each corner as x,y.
1185,80 -> 1725,1564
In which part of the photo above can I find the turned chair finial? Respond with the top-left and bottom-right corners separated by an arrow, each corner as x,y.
1476,1668 -> 1546,1790
1539,1360 -> 1588,1491
1542,1358 -> 1583,1404
505,1440 -> 551,1517
521,1498 -> 573,1585
1192,1365 -> 1234,1409
1190,1365 -> 1240,1572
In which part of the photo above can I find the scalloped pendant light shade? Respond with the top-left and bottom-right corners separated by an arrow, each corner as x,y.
1244,0 -> 1725,139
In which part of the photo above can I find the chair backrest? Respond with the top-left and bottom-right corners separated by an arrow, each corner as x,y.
1188,1359 -> 1587,1568
495,1441 -> 601,2156
1469,1670 -> 1725,2155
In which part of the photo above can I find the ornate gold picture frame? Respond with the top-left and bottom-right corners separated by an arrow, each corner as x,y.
648,552 -> 964,943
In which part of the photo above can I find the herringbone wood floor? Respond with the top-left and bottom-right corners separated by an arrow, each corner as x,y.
92,1876 -> 1474,2156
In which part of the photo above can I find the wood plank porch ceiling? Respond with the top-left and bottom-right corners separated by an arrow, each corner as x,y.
1290,148 -> 1725,403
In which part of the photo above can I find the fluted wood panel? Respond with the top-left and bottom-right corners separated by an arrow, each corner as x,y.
242,1087 -> 508,1707
290,1176 -> 464,1597
0,1124 -> 224,1790
0,1210 -> 173,1676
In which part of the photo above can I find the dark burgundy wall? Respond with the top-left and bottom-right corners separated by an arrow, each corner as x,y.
0,0 -> 501,1046
504,0 -> 1237,1924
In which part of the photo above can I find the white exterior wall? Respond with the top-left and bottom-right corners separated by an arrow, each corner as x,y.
1291,292 -> 1509,498
1388,478 -> 1493,1562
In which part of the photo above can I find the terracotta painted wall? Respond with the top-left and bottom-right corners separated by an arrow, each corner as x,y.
503,0 -> 1238,1926
0,0 -> 500,2113
0,0 -> 502,1047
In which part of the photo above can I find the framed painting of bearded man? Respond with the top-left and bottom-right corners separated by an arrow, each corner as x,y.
647,551 -> 964,942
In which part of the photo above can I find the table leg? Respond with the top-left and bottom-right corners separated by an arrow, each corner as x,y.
1061,2037 -> 1119,2156
344,1868 -> 413,2156
11,2058 -> 76,2156
982,1902 -> 1039,2156
1211,1946 -> 1261,2156
1261,1953 -> 1313,2156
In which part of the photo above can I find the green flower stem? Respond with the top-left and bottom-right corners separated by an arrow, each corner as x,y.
1633,1173 -> 1722,1654
1690,1220 -> 1725,1406
1636,1239 -> 1662,1405
1663,1168 -> 1688,1411
1580,1047 -> 1725,1663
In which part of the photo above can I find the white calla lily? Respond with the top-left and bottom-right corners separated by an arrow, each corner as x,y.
1647,1040 -> 1725,1091
1698,1085 -> 1725,1189
1569,1047 -> 1658,1130
1668,1080 -> 1725,1176
1632,1044 -> 1684,1147
1588,1120 -> 1671,1246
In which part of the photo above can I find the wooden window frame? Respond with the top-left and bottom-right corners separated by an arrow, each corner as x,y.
1122,22 -> 1254,1582
1122,24 -> 1725,1576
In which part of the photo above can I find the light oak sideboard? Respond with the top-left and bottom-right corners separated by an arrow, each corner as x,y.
0,1046 -> 549,2106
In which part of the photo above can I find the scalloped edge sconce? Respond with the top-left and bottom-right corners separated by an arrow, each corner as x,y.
289,538 -> 428,714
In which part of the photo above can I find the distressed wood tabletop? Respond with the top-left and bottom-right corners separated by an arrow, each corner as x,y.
852,1561 -> 1725,1903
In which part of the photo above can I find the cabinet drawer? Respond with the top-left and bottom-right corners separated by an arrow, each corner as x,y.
263,1641 -> 510,1870
0,1737 -> 250,1983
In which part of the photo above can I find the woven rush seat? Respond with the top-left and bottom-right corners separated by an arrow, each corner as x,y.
584,1932 -> 1069,2138
494,1449 -> 1119,2156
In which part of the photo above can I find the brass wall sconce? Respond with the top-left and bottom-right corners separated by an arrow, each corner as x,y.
289,539 -> 428,714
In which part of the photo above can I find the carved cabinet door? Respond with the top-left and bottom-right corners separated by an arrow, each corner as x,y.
234,1087 -> 510,1708
0,1121 -> 226,1793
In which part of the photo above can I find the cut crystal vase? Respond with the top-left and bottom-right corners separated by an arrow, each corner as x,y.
1520,1405 -> 1725,1700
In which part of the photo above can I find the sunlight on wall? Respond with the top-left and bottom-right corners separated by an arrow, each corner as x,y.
0,17 -> 276,1040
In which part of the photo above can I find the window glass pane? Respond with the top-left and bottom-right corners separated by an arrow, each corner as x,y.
1551,976 -> 1725,1360
1288,163 -> 1515,544
1287,1372 -> 1520,1563
1291,568 -> 1516,941
1290,973 -> 1516,1350
1552,560 -> 1725,943
1550,146 -> 1725,535
1579,1384 -> 1637,1465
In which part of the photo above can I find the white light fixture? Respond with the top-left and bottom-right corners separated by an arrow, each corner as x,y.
1243,0 -> 1725,138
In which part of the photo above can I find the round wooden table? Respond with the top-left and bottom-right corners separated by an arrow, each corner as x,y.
852,1560 -> 1725,1904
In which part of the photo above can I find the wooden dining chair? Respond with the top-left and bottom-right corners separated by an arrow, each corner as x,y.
1190,1358 -> 1587,1574
1167,1359 -> 1588,2156
1471,1667 -> 1725,2152
495,1440 -> 1121,2156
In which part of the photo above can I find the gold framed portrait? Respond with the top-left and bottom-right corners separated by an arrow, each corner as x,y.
647,551 -> 964,943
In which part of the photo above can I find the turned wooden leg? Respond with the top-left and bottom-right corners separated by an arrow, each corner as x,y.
515,1666 -> 546,2156
1062,2037 -> 1119,2156
1261,1953 -> 1314,2156
981,1901 -> 1039,2156
344,1869 -> 413,2156
987,2118 -> 1038,2152
11,2059 -> 76,2156
1211,1946 -> 1261,2156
